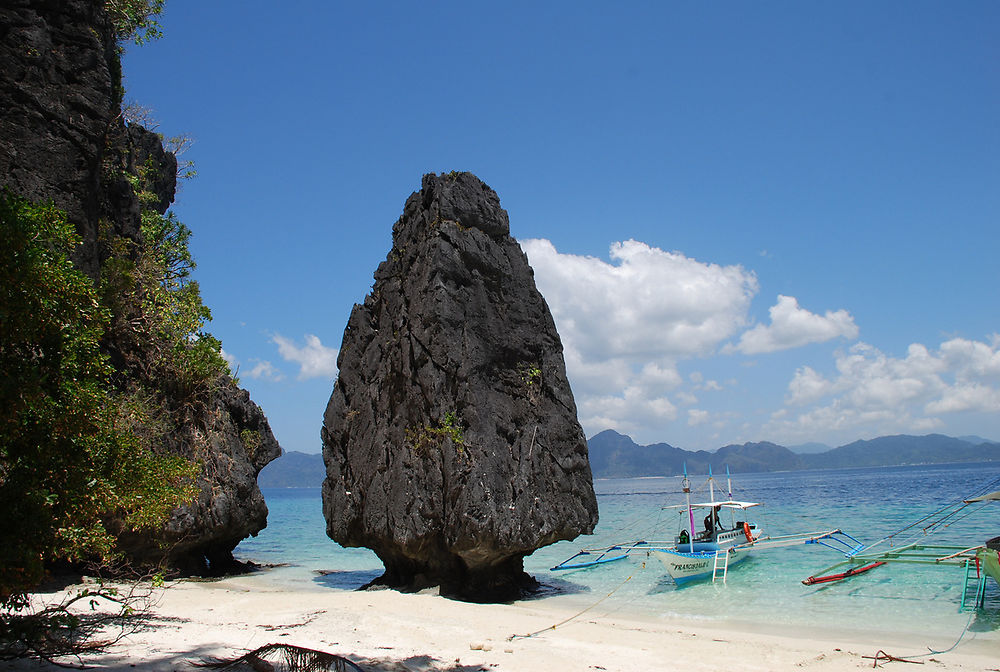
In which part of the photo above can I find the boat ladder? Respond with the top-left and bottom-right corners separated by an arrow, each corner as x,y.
712,549 -> 730,583
960,556 -> 988,611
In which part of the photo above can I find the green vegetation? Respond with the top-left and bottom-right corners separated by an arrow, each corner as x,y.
103,157 -> 229,407
406,412 -> 467,457
523,365 -> 542,386
0,2 -> 241,659
240,429 -> 262,454
441,411 -> 464,444
105,0 -> 166,107
517,362 -> 543,392
0,179 -> 225,656
1,101 -> 228,653
105,0 -> 165,45
0,194 -> 199,608
101,209 -> 228,403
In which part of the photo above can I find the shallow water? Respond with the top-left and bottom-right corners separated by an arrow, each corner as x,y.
235,462 -> 1000,643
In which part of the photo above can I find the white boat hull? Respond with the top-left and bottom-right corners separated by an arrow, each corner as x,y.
652,547 -> 751,584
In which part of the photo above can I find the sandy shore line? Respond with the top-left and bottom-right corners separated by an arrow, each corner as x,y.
10,572 -> 999,672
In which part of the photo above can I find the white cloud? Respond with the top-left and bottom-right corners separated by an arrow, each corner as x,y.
786,366 -> 831,405
767,337 -> 1000,443
688,409 -> 710,426
273,333 -> 339,380
731,295 -> 858,355
516,237 -> 1000,447
220,348 -> 238,368
939,335 -> 1000,380
521,238 -> 757,438
675,391 -> 699,406
247,359 -> 284,382
577,388 -> 679,440
521,239 -> 758,360
925,384 -> 1000,414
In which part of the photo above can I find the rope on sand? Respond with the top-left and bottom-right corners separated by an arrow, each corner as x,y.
921,607 -> 977,657
507,575 -> 633,641
863,608 -> 977,667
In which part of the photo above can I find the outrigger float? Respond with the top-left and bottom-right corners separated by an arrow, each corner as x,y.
802,484 -> 1000,611
552,466 -> 865,585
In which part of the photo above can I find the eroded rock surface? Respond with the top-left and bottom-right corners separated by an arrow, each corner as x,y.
322,172 -> 598,601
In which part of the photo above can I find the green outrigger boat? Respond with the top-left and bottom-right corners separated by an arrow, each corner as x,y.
803,488 -> 1000,611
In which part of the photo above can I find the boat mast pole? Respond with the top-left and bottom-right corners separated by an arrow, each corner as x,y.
708,465 -> 717,540
683,463 -> 694,552
708,464 -> 715,504
726,464 -> 735,528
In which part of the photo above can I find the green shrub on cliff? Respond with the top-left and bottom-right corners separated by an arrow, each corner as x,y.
0,193 -> 198,603
100,208 -> 229,405
105,0 -> 165,44
1,0 -> 248,661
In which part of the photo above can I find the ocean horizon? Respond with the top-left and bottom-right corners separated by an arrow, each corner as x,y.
236,461 -> 1000,647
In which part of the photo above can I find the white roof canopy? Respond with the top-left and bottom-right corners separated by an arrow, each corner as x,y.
665,500 -> 762,510
964,490 -> 1000,503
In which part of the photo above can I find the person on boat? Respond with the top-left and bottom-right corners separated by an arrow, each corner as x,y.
701,512 -> 715,540
701,506 -> 722,539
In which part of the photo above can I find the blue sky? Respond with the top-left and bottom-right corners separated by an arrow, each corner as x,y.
123,1 -> 1000,452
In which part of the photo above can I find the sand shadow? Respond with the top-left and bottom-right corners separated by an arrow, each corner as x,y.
518,575 -> 592,601
359,653 -> 498,671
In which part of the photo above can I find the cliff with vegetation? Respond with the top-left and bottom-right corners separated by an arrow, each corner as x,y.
0,0 -> 280,600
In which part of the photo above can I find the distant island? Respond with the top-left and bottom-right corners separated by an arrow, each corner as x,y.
259,432 -> 1000,486
586,430 -> 1000,478
257,451 -> 327,488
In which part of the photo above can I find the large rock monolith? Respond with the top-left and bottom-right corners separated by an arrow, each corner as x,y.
322,172 -> 598,601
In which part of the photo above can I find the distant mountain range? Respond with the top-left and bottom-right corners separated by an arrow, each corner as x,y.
257,451 -> 326,488
587,430 -> 1000,478
258,432 -> 1000,487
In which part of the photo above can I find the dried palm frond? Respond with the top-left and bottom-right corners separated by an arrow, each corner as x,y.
194,643 -> 364,672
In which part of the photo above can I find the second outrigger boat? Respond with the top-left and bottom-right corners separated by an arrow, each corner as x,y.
802,485 -> 1000,611
552,466 -> 862,585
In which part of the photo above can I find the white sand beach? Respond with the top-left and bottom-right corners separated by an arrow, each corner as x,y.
9,571 -> 999,672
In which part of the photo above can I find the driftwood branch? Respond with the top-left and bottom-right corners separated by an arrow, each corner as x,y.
1,578 -> 160,666
862,650 -> 925,667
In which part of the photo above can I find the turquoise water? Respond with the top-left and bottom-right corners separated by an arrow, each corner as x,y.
235,462 -> 1000,643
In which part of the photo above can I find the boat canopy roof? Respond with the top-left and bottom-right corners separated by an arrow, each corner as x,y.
964,490 -> 1000,503
665,500 -> 761,510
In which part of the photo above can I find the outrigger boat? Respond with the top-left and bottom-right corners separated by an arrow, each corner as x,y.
649,467 -> 762,584
802,483 -> 1000,611
552,466 -> 864,585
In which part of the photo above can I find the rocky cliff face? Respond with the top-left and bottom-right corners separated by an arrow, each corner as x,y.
322,172 -> 598,601
1,0 -> 121,276
0,0 -> 280,574
114,384 -> 281,575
